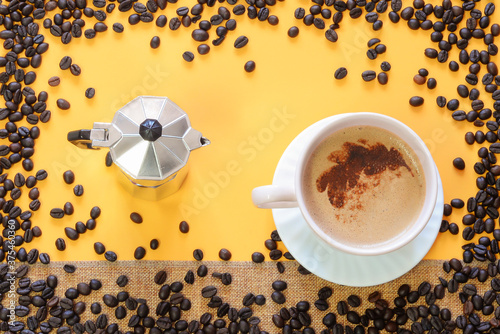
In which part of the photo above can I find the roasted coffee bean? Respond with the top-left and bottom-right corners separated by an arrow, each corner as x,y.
193,249 -> 203,261
202,285 -> 217,298
63,170 -> 75,184
219,248 -> 231,261
103,294 -> 118,307
64,202 -> 74,215
73,184 -> 83,196
252,252 -> 264,263
271,291 -> 286,304
182,51 -> 194,62
134,246 -> 146,260
192,29 -> 209,42
335,67 -> 348,79
377,72 -> 388,85
410,96 -> 424,107
55,238 -> 66,251
243,293 -> 256,306
39,253 -> 50,264
414,75 -> 426,85
244,61 -> 256,73
362,71 -> 376,81
63,264 -> 76,273
116,275 -> 128,287
155,270 -> 167,285
325,29 -> 338,42
65,227 -> 78,240
234,36 -> 249,48
215,271 -> 229,285
59,56 -> 72,70
104,251 -> 117,262
288,26 -> 299,38
427,78 -> 437,89
112,23 -> 124,33
130,212 -> 143,224
50,208 -> 64,218
48,76 -> 60,86
453,158 -> 465,170
347,295 -> 361,307
179,220 -> 189,233
451,199 -> 465,208
269,249 -> 282,260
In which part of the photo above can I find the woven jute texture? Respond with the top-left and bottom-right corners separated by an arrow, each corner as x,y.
5,259 -> 486,332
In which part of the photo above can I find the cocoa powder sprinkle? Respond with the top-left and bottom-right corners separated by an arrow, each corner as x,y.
316,142 -> 411,208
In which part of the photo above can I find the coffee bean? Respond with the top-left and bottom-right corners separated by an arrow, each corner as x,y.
94,242 -> 105,255
219,248 -> 231,261
112,23 -> 124,32
436,96 -> 447,108
193,248 -> 203,261
197,264 -> 208,277
63,170 -> 75,184
65,227 -> 79,240
221,272 -> 232,286
63,264 -> 76,273
36,169 -> 48,180
409,96 -> 424,107
48,76 -> 60,87
271,291 -> 286,304
202,285 -> 217,298
362,70 -> 376,81
39,253 -> 50,264
155,270 -> 167,285
150,239 -> 159,250
50,208 -> 64,218
427,78 -> 437,89
269,249 -> 282,260
425,48 -> 438,58
64,202 -> 74,215
377,72 -> 388,85
288,26 -> 299,38
85,87 -> 95,99
130,212 -> 143,223
451,199 -> 465,208
347,295 -> 361,307
60,56 -> 72,70
134,246 -> 146,260
179,220 -> 189,233
453,158 -> 465,170
150,36 -> 160,49
103,294 -> 118,307
114,275 -> 128,288
234,36 -> 249,48
55,238 -> 66,251
334,67 -> 348,80
70,64 -> 81,76
183,51 -> 194,62
244,61 -> 256,73
325,29 -> 338,42
104,251 -> 117,262
252,252 -> 264,263
73,184 -> 83,196
413,74 -> 426,85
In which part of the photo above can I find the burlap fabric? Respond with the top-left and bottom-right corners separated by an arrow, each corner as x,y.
7,259 -> 485,332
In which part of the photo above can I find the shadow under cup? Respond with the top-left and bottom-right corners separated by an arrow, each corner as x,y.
296,113 -> 438,256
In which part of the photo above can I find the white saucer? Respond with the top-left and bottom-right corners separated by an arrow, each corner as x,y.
271,116 -> 444,287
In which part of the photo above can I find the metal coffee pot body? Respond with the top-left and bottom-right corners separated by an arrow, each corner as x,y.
68,96 -> 210,199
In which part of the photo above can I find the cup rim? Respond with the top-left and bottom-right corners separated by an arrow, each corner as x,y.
294,112 -> 438,256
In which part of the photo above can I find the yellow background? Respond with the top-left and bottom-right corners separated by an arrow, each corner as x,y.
18,0 -> 495,261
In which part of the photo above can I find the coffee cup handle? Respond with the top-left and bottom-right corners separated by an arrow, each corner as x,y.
252,185 -> 298,209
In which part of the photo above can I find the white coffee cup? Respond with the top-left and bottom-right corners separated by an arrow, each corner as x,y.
252,113 -> 438,256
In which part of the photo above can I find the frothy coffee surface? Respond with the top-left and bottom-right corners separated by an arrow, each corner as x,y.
303,126 -> 426,248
